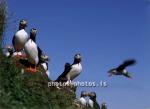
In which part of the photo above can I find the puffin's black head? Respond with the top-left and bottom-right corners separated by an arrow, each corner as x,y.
6,46 -> 14,56
7,46 -> 14,53
88,92 -> 96,100
101,102 -> 107,109
40,54 -> 49,62
19,19 -> 27,29
81,91 -> 87,97
30,28 -> 37,42
74,53 -> 81,64
4,45 -> 14,58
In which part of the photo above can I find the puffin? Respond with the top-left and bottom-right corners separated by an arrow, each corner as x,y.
24,28 -> 43,72
87,92 -> 101,109
39,54 -> 51,80
108,59 -> 136,79
101,102 -> 107,109
2,45 -> 24,59
56,53 -> 82,83
18,54 -> 50,78
78,91 -> 88,106
12,19 -> 29,57
2,45 -> 14,58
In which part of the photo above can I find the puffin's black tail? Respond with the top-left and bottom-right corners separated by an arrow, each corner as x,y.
123,72 -> 132,79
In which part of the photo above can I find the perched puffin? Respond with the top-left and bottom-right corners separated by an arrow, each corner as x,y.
78,91 -> 88,106
12,19 -> 28,56
87,92 -> 100,109
18,54 -> 50,77
24,28 -> 43,72
2,45 -> 24,59
101,102 -> 107,109
108,59 -> 136,79
56,54 -> 82,83
39,54 -> 51,80
2,45 -> 14,58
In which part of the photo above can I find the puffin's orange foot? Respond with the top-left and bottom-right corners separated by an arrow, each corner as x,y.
25,67 -> 31,72
26,67 -> 38,73
15,55 -> 23,58
20,54 -> 27,58
30,68 -> 38,73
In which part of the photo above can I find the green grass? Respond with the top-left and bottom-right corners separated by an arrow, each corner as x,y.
0,1 -> 89,109
0,1 -> 107,109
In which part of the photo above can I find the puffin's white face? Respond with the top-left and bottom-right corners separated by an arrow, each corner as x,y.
31,28 -> 37,34
41,55 -> 49,62
81,91 -> 88,97
6,46 -> 13,52
74,54 -> 82,62
102,103 -> 107,107
75,54 -> 81,59
30,28 -> 37,37
19,20 -> 27,28
88,92 -> 96,99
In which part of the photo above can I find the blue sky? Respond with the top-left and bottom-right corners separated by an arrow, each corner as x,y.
6,0 -> 150,109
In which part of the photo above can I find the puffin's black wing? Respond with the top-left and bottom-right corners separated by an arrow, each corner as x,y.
36,46 -> 43,65
56,63 -> 72,82
37,46 -> 43,57
108,68 -> 116,73
94,101 -> 101,109
101,104 -> 107,109
117,59 -> 136,71
46,62 -> 48,70
12,35 -> 15,50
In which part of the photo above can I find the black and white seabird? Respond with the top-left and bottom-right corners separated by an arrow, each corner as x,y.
12,19 -> 29,55
78,91 -> 88,106
24,28 -> 43,72
2,45 -> 25,59
39,54 -> 51,80
108,59 -> 136,79
18,54 -> 50,77
2,45 -> 14,58
56,54 -> 82,83
87,92 -> 101,109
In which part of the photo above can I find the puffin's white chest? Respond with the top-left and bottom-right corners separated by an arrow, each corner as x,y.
79,97 -> 87,106
66,63 -> 82,80
122,69 -> 127,74
88,99 -> 94,108
14,29 -> 28,49
24,39 -> 39,64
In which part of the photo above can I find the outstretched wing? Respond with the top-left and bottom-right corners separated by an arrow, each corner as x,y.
56,63 -> 72,82
108,68 -> 116,73
117,59 -> 136,71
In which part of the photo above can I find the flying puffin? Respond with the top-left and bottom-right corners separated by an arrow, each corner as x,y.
24,28 -> 43,72
87,92 -> 101,109
78,91 -> 88,106
12,19 -> 29,57
101,102 -> 107,109
56,54 -> 82,83
108,59 -> 136,79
